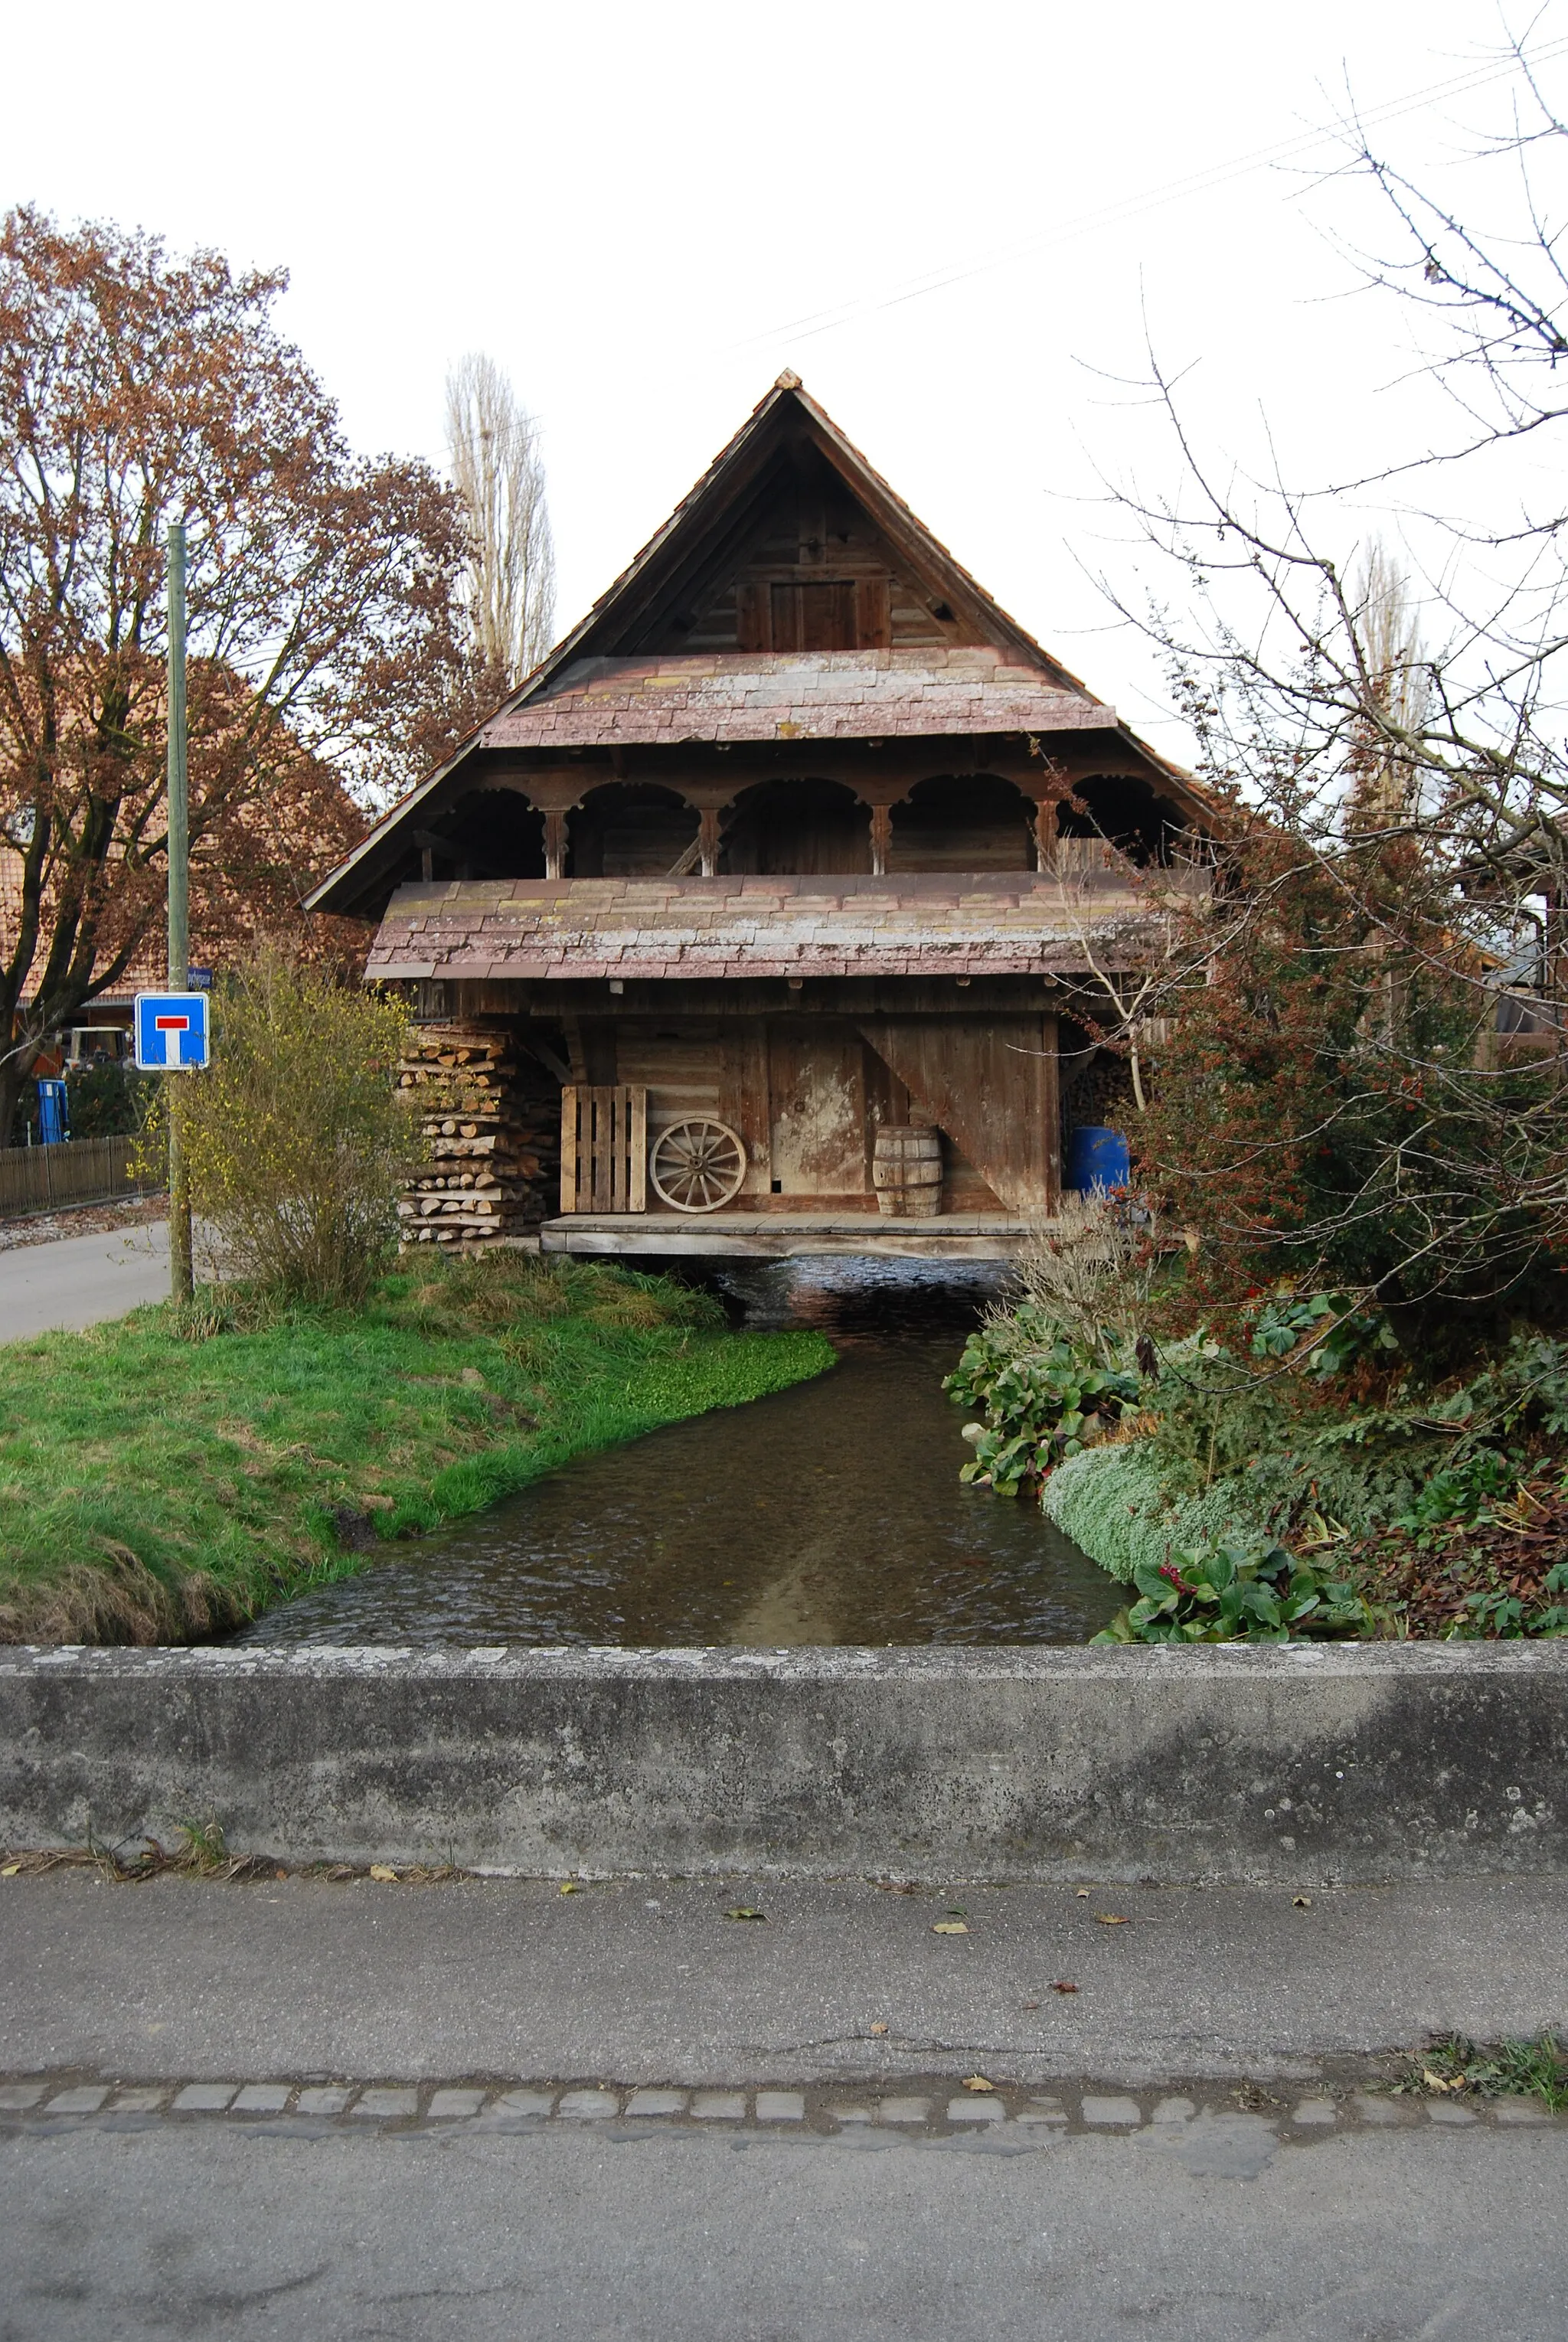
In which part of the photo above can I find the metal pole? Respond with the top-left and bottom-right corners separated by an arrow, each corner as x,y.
166,518 -> 194,1302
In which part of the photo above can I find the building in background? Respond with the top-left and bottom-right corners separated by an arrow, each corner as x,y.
311,377 -> 1218,1257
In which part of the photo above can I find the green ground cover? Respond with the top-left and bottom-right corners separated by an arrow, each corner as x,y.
949,1287 -> 1568,1641
0,1253 -> 835,1645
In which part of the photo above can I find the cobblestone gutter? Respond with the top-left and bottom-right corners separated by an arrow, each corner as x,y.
2,2073 -> 1557,2145
1,1644 -> 1563,1883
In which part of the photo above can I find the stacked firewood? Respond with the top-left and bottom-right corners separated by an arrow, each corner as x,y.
396,1024 -> 557,1246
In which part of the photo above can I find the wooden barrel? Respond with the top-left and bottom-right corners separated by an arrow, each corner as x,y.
872,1125 -> 943,1218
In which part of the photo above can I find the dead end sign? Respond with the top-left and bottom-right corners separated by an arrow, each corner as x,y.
134,991 -> 211,1070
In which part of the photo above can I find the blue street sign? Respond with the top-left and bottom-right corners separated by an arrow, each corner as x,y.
134,991 -> 210,1070
188,965 -> 213,991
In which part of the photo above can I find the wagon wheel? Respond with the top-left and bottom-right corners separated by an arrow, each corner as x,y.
648,1118 -> 747,1213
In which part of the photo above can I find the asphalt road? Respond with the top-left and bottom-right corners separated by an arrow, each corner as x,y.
6,1870 -> 1568,2087
0,1216 -> 170,1338
7,2113 -> 1565,2341
4,1870 -> 1566,2337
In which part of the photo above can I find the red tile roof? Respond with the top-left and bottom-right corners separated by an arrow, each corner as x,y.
367,870 -> 1184,984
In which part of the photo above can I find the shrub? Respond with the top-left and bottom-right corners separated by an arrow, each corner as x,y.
64,1058 -> 157,1140
1091,1538 -> 1380,1645
1008,1193 -> 1162,1361
1042,1441 -> 1273,1578
155,955 -> 423,1305
945,1309 -> 1142,1494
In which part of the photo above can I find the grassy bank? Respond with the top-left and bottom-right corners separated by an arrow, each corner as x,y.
0,1253 -> 835,1645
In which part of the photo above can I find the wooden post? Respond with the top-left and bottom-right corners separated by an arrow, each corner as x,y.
1031,799 -> 1059,873
165,518 -> 194,1304
544,810 -> 567,880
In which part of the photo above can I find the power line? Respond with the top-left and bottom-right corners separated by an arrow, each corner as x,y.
730,36 -> 1568,353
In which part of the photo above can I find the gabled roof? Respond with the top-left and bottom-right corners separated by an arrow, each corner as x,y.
310,377 -> 1210,916
505,371 -> 1096,696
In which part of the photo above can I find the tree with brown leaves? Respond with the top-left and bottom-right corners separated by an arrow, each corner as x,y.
0,206 -> 476,1141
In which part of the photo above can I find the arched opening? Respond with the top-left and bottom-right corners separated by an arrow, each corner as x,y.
1055,774 -> 1181,865
720,777 -> 871,875
568,783 -> 700,877
887,774 -> 1034,873
428,789 -> 547,880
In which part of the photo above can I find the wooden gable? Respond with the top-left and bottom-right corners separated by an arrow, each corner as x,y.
675,443 -> 953,656
511,374 -> 1094,692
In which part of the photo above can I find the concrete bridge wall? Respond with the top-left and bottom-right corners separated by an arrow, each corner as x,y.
1,1644 -> 1563,1883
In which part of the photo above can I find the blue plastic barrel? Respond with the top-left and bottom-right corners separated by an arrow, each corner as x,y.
1064,1124 -> 1129,1194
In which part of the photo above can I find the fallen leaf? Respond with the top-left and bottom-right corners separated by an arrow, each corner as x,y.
1293,1895 -> 1312,1908
559,1880 -> 583,1895
1051,1981 -> 1080,1994
274,1869 -> 288,1881
962,2075 -> 995,2092
1095,1914 -> 1131,1926
1423,2068 -> 1458,2093
368,1864 -> 397,1883
724,1906 -> 766,1922
931,1920 -> 969,1935
870,2022 -> 889,2036
1075,1888 -> 1090,1899
0,1863 -> 20,1877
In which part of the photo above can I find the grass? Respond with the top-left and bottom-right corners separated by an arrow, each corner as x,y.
0,1250 -> 835,1645
1404,2032 -> 1568,2112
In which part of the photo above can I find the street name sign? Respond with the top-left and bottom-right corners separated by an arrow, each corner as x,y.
134,991 -> 211,1070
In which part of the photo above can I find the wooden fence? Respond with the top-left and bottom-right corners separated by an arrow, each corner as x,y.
0,1134 -> 162,1219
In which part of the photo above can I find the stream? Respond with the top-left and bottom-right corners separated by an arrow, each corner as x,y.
234,1259 -> 1118,1647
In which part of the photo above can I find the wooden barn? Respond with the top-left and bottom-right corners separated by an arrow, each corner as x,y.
309,377 -> 1215,1258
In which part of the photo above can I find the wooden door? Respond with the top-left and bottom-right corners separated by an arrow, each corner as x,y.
766,1023 -> 870,1199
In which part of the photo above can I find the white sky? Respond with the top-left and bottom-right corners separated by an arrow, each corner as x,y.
6,1 -> 1564,757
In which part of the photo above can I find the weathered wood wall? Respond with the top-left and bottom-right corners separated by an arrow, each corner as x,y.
681,456 -> 956,656
859,1015 -> 1060,1217
547,1011 -> 1053,1217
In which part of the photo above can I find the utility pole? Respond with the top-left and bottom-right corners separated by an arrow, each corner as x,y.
166,517 -> 194,1302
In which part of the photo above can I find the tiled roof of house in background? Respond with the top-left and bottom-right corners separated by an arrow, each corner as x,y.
0,848 -> 167,1005
367,870 -> 1188,985
481,649 -> 1110,752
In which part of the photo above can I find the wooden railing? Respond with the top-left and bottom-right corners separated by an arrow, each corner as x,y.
0,1134 -> 162,1219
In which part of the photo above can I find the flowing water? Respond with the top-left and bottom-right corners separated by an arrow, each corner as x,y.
234,1259 -> 1118,1648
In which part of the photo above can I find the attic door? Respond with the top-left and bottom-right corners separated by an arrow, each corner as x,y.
774,580 -> 852,651
737,577 -> 891,652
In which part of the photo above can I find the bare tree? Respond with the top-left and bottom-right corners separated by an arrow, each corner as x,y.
1073,46 -> 1568,1339
1346,542 -> 1429,832
445,354 -> 557,688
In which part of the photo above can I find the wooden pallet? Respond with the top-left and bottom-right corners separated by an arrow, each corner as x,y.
559,1085 -> 648,1215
